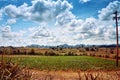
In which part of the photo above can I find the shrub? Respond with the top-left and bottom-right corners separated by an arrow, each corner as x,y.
90,53 -> 95,57
0,50 -> 3,54
64,52 -> 78,56
110,48 -> 114,54
105,55 -> 110,58
67,52 -> 74,56
90,54 -> 95,57
29,49 -> 35,55
98,55 -> 102,57
44,51 -> 58,56
113,55 -> 120,59
36,52 -> 43,55
83,53 -> 88,56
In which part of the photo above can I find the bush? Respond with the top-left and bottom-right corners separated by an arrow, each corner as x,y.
98,55 -> 102,57
29,49 -> 35,55
36,52 -> 43,55
110,48 -> 114,54
64,52 -> 77,56
90,53 -> 95,57
105,55 -> 110,58
113,55 -> 120,59
67,52 -> 74,56
44,51 -> 59,56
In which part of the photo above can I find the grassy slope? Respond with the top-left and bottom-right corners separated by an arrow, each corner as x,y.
3,55 -> 120,71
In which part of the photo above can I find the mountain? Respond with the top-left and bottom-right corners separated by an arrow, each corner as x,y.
26,44 -> 120,48
26,44 -> 85,48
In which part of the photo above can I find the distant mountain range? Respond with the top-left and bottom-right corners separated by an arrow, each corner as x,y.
26,44 -> 120,48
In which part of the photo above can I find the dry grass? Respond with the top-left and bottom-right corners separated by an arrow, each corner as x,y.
0,54 -> 31,80
29,69 -> 120,80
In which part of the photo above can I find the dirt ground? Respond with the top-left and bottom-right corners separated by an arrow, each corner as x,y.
29,69 -> 120,80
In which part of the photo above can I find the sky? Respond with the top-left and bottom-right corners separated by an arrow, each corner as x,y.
0,0 -> 120,46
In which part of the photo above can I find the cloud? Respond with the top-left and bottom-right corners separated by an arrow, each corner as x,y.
4,3 -> 30,18
27,26 -> 63,45
55,11 -> 76,26
58,1 -> 120,45
29,26 -> 53,38
0,25 -> 62,46
7,18 -> 16,25
0,0 -> 120,46
4,0 -> 73,24
98,1 -> 120,20
61,16 -> 117,45
0,26 -> 24,39
0,9 -> 3,20
0,26 -> 11,39
0,25 -> 27,46
79,0 -> 91,3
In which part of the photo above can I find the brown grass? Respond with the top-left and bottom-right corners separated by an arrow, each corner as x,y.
0,52 -> 31,80
28,69 -> 120,80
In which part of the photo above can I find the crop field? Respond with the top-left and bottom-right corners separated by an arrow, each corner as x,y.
2,55 -> 120,71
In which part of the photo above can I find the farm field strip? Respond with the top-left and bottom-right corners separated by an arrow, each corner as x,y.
1,55 -> 120,71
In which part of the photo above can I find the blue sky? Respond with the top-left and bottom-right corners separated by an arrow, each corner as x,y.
0,0 -> 120,46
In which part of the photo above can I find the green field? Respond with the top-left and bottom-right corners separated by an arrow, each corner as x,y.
2,55 -> 120,71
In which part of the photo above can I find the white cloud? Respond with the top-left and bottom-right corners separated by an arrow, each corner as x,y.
79,0 -> 91,3
26,26 -> 61,45
0,26 -> 27,46
0,0 -> 120,46
4,4 -> 22,18
55,11 -> 76,26
0,9 -> 3,20
4,0 -> 73,24
7,18 -> 16,25
61,16 -> 117,45
0,26 -> 24,40
0,18 -> 117,46
29,26 -> 53,38
98,1 -> 120,20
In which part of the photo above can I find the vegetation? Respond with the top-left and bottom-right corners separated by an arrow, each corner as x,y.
0,46 -> 120,80
29,49 -> 35,55
2,56 -> 120,71
0,46 -> 120,59
0,58 -> 31,80
1,46 -> 120,79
